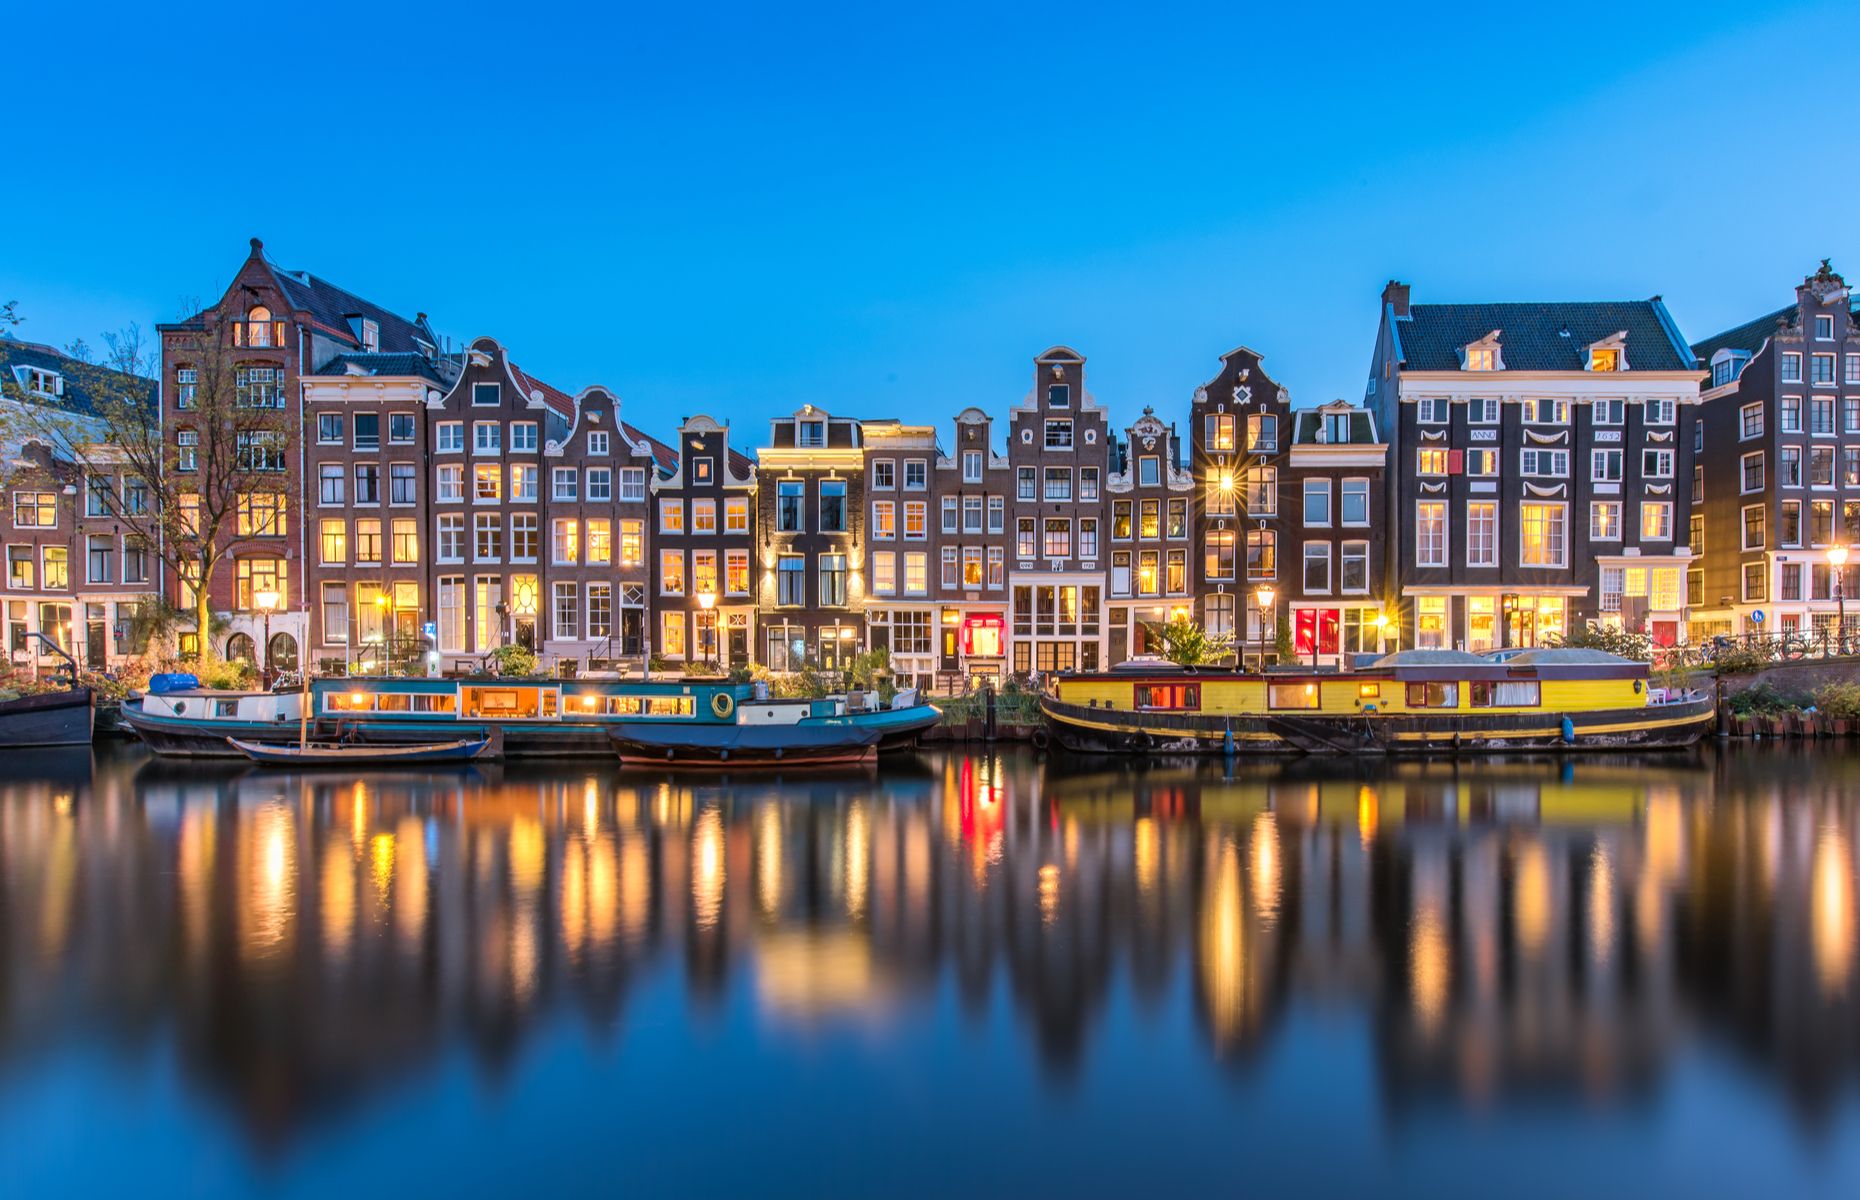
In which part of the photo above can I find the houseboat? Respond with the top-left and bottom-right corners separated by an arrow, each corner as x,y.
1039,649 -> 1713,756
122,675 -> 940,759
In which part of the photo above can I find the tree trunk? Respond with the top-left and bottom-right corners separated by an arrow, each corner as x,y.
195,577 -> 213,661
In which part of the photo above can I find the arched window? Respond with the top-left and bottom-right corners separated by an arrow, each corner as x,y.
225,632 -> 256,663
267,632 -> 299,672
245,306 -> 273,347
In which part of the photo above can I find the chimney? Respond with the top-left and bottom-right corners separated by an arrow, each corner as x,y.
1382,280 -> 1411,318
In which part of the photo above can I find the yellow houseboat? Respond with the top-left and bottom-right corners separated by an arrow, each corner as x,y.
1039,649 -> 1714,756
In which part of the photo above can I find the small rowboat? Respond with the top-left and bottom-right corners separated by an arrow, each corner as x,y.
228,737 -> 493,767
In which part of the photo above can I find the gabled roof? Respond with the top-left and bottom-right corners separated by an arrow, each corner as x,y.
508,360 -> 574,418
0,338 -> 155,418
1394,300 -> 1694,372
266,261 -> 435,354
311,352 -> 459,386
1690,305 -> 1792,365
622,422 -> 680,474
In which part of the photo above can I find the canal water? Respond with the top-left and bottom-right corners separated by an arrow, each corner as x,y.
2,746 -> 1859,1198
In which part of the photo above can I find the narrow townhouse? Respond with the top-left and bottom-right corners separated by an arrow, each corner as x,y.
1283,401 -> 1388,665
860,418 -> 943,690
1691,261 -> 1860,642
424,337 -> 564,668
932,407 -> 1013,684
302,350 -> 456,672
651,416 -> 757,670
1007,348 -> 1112,675
543,386 -> 671,670
1105,406 -> 1196,662
1188,347 -> 1295,665
755,407 -> 865,671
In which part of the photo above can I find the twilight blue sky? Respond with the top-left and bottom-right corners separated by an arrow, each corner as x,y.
3,0 -> 1855,438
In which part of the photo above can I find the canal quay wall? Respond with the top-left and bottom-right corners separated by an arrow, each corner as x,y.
1716,658 -> 1860,739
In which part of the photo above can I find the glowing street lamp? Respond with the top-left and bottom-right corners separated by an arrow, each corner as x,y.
253,588 -> 280,686
1830,545 -> 1849,653
1374,611 -> 1390,654
697,591 -> 718,668
1254,584 -> 1275,670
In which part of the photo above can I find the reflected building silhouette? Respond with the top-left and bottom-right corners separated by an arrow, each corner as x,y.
0,744 -> 1857,1147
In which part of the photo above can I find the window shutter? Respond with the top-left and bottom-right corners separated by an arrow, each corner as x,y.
1448,450 -> 1464,474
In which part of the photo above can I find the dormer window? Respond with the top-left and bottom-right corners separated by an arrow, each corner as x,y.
1462,333 -> 1503,372
1585,331 -> 1628,372
799,420 -> 825,448
17,367 -> 63,397
1711,349 -> 1749,388
361,319 -> 380,352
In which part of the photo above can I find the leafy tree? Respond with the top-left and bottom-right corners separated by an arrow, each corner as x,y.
1141,616 -> 1235,667
1274,612 -> 1295,664
1,305 -> 291,651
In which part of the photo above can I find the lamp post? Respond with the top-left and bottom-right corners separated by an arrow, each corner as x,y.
1254,584 -> 1275,671
697,590 -> 718,670
253,589 -> 280,686
1830,544 -> 1849,654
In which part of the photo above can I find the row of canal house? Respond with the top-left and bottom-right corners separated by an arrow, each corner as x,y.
18,238 -> 1850,680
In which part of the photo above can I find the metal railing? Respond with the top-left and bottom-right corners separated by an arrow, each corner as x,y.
1658,626 -> 1860,669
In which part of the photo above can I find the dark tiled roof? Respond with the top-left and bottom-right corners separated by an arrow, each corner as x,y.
0,339 -> 155,417
268,266 -> 435,354
622,422 -> 680,474
311,352 -> 457,386
1395,300 -> 1693,372
1690,305 -> 1792,365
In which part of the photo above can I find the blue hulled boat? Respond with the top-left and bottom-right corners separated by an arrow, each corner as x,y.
122,674 -> 940,759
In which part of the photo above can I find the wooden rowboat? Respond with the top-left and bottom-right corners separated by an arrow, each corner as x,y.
228,737 -> 493,767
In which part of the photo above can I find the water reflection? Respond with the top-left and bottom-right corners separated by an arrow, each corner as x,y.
0,745 -> 1858,1159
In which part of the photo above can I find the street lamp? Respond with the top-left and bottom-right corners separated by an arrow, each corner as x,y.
1374,611 -> 1390,656
253,588 -> 280,686
1254,584 -> 1275,671
1830,544 -> 1849,654
697,590 -> 718,669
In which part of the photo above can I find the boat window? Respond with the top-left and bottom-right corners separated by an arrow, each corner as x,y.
1404,682 -> 1460,708
375,693 -> 411,712
1134,684 -> 1199,710
214,699 -> 238,718
1470,680 -> 1540,707
1267,682 -> 1320,710
612,695 -> 696,717
411,694 -> 457,713
1357,683 -> 1381,699
327,691 -> 376,713
465,688 -> 529,718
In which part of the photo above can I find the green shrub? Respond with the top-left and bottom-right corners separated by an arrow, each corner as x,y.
1812,681 -> 1860,719
1712,643 -> 1771,675
489,644 -> 538,677
1727,682 -> 1800,716
193,655 -> 258,690
1548,623 -> 1651,661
